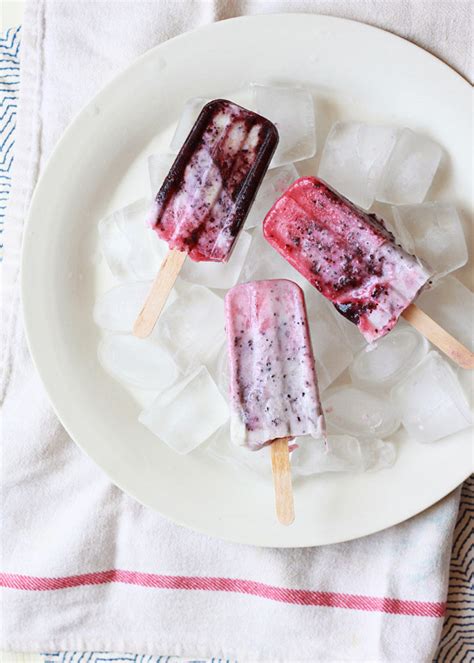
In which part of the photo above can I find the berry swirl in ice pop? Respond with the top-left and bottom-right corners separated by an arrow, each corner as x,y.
149,99 -> 278,262
263,177 -> 432,343
225,279 -> 324,450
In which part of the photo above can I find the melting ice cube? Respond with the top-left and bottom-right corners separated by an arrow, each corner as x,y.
323,385 -> 401,438
98,334 -> 180,391
391,202 -> 467,278
349,324 -> 428,390
319,122 -> 398,210
252,84 -> 316,167
392,351 -> 472,443
156,283 -> 225,372
139,366 -> 229,454
376,129 -> 442,205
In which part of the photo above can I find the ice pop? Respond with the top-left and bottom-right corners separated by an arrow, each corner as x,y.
225,279 -> 324,450
133,99 -> 278,338
150,99 -> 278,262
263,177 -> 432,343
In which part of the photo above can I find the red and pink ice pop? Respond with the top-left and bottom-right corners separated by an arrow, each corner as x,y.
263,177 -> 431,343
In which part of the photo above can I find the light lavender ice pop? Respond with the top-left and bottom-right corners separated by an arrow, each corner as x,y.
225,279 -> 324,450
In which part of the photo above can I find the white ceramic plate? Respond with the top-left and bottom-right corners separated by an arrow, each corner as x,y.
22,14 -> 472,547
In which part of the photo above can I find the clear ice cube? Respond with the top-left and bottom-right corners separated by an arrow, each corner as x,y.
417,277 -> 474,352
98,211 -> 134,282
376,129 -> 442,205
239,226 -> 313,295
252,84 -> 316,167
318,122 -> 398,210
148,152 -> 175,196
206,424 -> 272,478
169,97 -> 210,153
292,435 -> 361,474
180,230 -> 252,290
323,385 -> 400,438
98,334 -> 180,390
94,282 -> 177,333
350,324 -> 428,390
392,351 -> 472,443
98,199 -> 166,282
305,294 -> 354,392
291,434 -> 396,476
139,366 -> 229,454
244,164 -> 299,229
207,343 -> 229,399
391,203 -> 468,278
115,198 -> 166,280
359,436 -> 397,471
94,281 -> 151,332
156,283 -> 225,371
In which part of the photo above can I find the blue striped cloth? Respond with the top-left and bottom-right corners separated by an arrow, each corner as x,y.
0,25 -> 20,260
435,476 -> 474,662
1,24 -> 471,663
41,654 -> 235,663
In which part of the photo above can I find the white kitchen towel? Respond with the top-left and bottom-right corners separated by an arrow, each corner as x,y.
1,1 -> 472,661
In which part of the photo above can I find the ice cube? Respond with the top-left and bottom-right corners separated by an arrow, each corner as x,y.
391,203 -> 467,278
323,385 -> 401,438
376,129 -> 442,204
239,226 -> 312,295
350,324 -> 428,390
98,199 -> 166,282
318,122 -> 398,210
180,231 -> 252,289
148,152 -> 175,196
457,366 -> 474,410
291,434 -> 396,476
156,283 -> 225,371
292,435 -> 362,474
115,198 -> 167,280
332,310 -> 367,354
170,97 -> 210,153
305,294 -> 354,392
359,436 -> 397,471
206,424 -> 271,477
98,334 -> 180,390
93,282 -> 177,333
94,282 -> 152,332
207,343 -> 229,399
139,366 -> 229,454
417,277 -> 474,352
392,351 -> 472,443
252,84 -> 316,167
98,211 -> 134,282
244,164 -> 299,229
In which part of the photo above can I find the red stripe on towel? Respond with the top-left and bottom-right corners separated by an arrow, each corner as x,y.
0,570 -> 445,617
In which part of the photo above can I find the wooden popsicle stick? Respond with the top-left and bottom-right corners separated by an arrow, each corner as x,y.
402,303 -> 474,370
133,248 -> 187,338
270,436 -> 295,526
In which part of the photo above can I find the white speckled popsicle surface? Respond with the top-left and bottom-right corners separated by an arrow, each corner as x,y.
225,279 -> 324,450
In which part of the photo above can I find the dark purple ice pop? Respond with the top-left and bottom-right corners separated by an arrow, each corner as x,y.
149,99 -> 278,262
